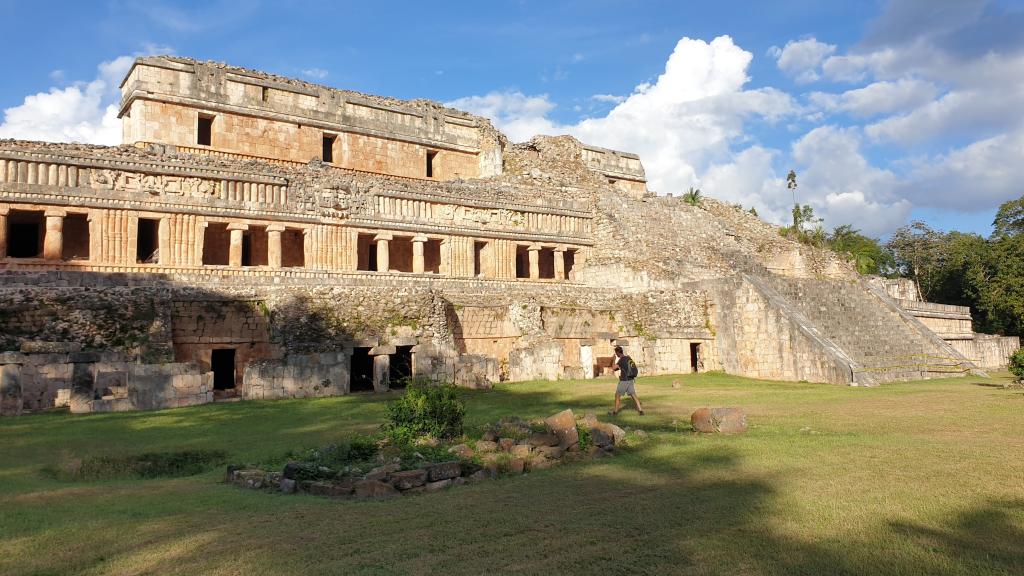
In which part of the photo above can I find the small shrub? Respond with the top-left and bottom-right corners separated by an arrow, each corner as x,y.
384,377 -> 465,440
576,424 -> 592,453
1009,348 -> 1024,382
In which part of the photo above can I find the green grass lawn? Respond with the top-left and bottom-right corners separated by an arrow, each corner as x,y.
1,372 -> 1022,576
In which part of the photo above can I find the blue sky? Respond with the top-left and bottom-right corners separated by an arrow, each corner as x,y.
2,0 -> 1023,238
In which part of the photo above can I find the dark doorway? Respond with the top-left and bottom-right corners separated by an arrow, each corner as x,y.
282,228 -> 305,267
350,348 -> 375,392
391,346 -> 414,388
563,249 -> 576,280
474,241 -> 487,277
690,343 -> 701,373
7,210 -> 44,258
515,245 -> 529,278
202,222 -> 230,265
211,348 -> 236,390
197,115 -> 213,146
357,233 -> 377,271
426,150 -> 437,177
136,218 -> 159,263
538,247 -> 556,279
322,134 -> 336,163
62,213 -> 91,260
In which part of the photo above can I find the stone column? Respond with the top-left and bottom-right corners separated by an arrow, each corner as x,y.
374,232 -> 392,272
157,217 -> 170,265
43,209 -> 66,260
554,246 -> 566,281
0,206 -> 8,259
528,243 -> 540,280
227,223 -> 248,267
267,224 -> 285,268
0,355 -> 23,416
412,235 -> 427,274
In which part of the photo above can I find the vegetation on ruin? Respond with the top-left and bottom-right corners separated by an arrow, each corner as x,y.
1009,348 -> 1024,382
1,372 -> 1022,575
383,378 -> 466,442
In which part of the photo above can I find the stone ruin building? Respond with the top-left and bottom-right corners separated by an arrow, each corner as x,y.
0,56 -> 1017,415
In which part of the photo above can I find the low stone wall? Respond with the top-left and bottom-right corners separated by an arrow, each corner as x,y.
242,352 -> 351,399
949,334 -> 1020,370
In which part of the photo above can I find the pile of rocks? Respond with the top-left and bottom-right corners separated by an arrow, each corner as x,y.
227,408 -> 629,500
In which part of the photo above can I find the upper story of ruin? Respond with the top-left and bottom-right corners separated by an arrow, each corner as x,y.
118,56 -> 647,195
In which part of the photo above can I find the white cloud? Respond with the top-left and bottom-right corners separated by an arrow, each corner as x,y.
790,126 -> 911,235
446,91 -> 561,142
0,55 -> 135,145
770,38 -> 837,83
590,94 -> 625,104
810,79 -> 939,118
301,68 -> 329,79
452,36 -> 800,207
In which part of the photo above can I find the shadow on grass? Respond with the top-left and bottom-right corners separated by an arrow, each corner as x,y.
2,385 -> 1023,575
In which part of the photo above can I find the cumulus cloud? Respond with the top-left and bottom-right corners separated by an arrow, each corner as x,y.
809,79 -> 939,118
769,38 -> 837,83
0,55 -> 135,145
447,90 -> 561,142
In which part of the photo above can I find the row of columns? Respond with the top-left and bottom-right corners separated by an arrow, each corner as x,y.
0,207 -> 581,278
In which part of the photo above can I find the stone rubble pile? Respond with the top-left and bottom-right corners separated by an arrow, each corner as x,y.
227,408 -> 629,499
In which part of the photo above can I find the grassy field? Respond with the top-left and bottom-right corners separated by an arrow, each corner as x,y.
1,372 -> 1022,576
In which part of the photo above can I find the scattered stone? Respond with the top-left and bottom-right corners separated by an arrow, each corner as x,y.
590,427 -> 613,448
390,469 -> 428,490
545,409 -> 579,449
691,407 -> 748,434
591,421 -> 626,445
507,458 -> 526,474
474,440 -> 498,452
467,469 -> 492,482
527,455 -> 553,471
535,445 -> 564,459
451,477 -> 467,487
481,430 -> 498,442
307,480 -> 355,498
354,479 -> 400,499
527,432 -> 559,447
279,478 -> 297,493
364,463 -> 400,482
511,444 -> 532,459
581,412 -> 599,427
425,479 -> 452,492
498,438 -> 516,452
634,429 -> 649,440
672,379 -> 682,388
448,443 -> 474,459
426,461 -> 461,482
230,469 -> 268,489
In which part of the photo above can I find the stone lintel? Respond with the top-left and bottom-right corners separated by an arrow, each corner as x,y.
593,332 -> 617,340
412,235 -> 429,243
374,232 -> 393,242
266,223 -> 286,232
226,222 -> 250,231
44,208 -> 67,218
369,345 -> 397,356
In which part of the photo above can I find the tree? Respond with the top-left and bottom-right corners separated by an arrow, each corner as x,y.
786,170 -> 798,227
993,196 -> 1024,238
682,187 -> 702,206
887,221 -> 943,301
827,225 -> 894,275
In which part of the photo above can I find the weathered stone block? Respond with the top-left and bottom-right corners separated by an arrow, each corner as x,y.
390,469 -> 428,490
354,479 -> 400,499
426,461 -> 461,482
691,407 -> 748,434
545,409 -> 578,449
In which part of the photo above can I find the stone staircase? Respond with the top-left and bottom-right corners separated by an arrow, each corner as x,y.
757,275 -> 977,384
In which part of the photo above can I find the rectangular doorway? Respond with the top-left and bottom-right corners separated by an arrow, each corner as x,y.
390,346 -> 414,388
690,343 -> 701,373
211,348 -> 236,390
350,348 -> 375,392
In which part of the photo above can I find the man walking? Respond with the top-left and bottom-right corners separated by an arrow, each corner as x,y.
610,345 -> 644,415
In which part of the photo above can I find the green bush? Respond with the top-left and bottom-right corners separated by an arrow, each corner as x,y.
576,424 -> 592,453
384,377 -> 465,440
1009,348 -> 1024,381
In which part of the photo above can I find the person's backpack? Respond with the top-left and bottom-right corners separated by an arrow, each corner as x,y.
625,356 -> 639,379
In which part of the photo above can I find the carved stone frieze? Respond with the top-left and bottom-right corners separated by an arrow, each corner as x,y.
89,169 -> 219,198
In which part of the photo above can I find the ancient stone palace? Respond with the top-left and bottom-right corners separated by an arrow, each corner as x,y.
0,56 -> 1016,415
